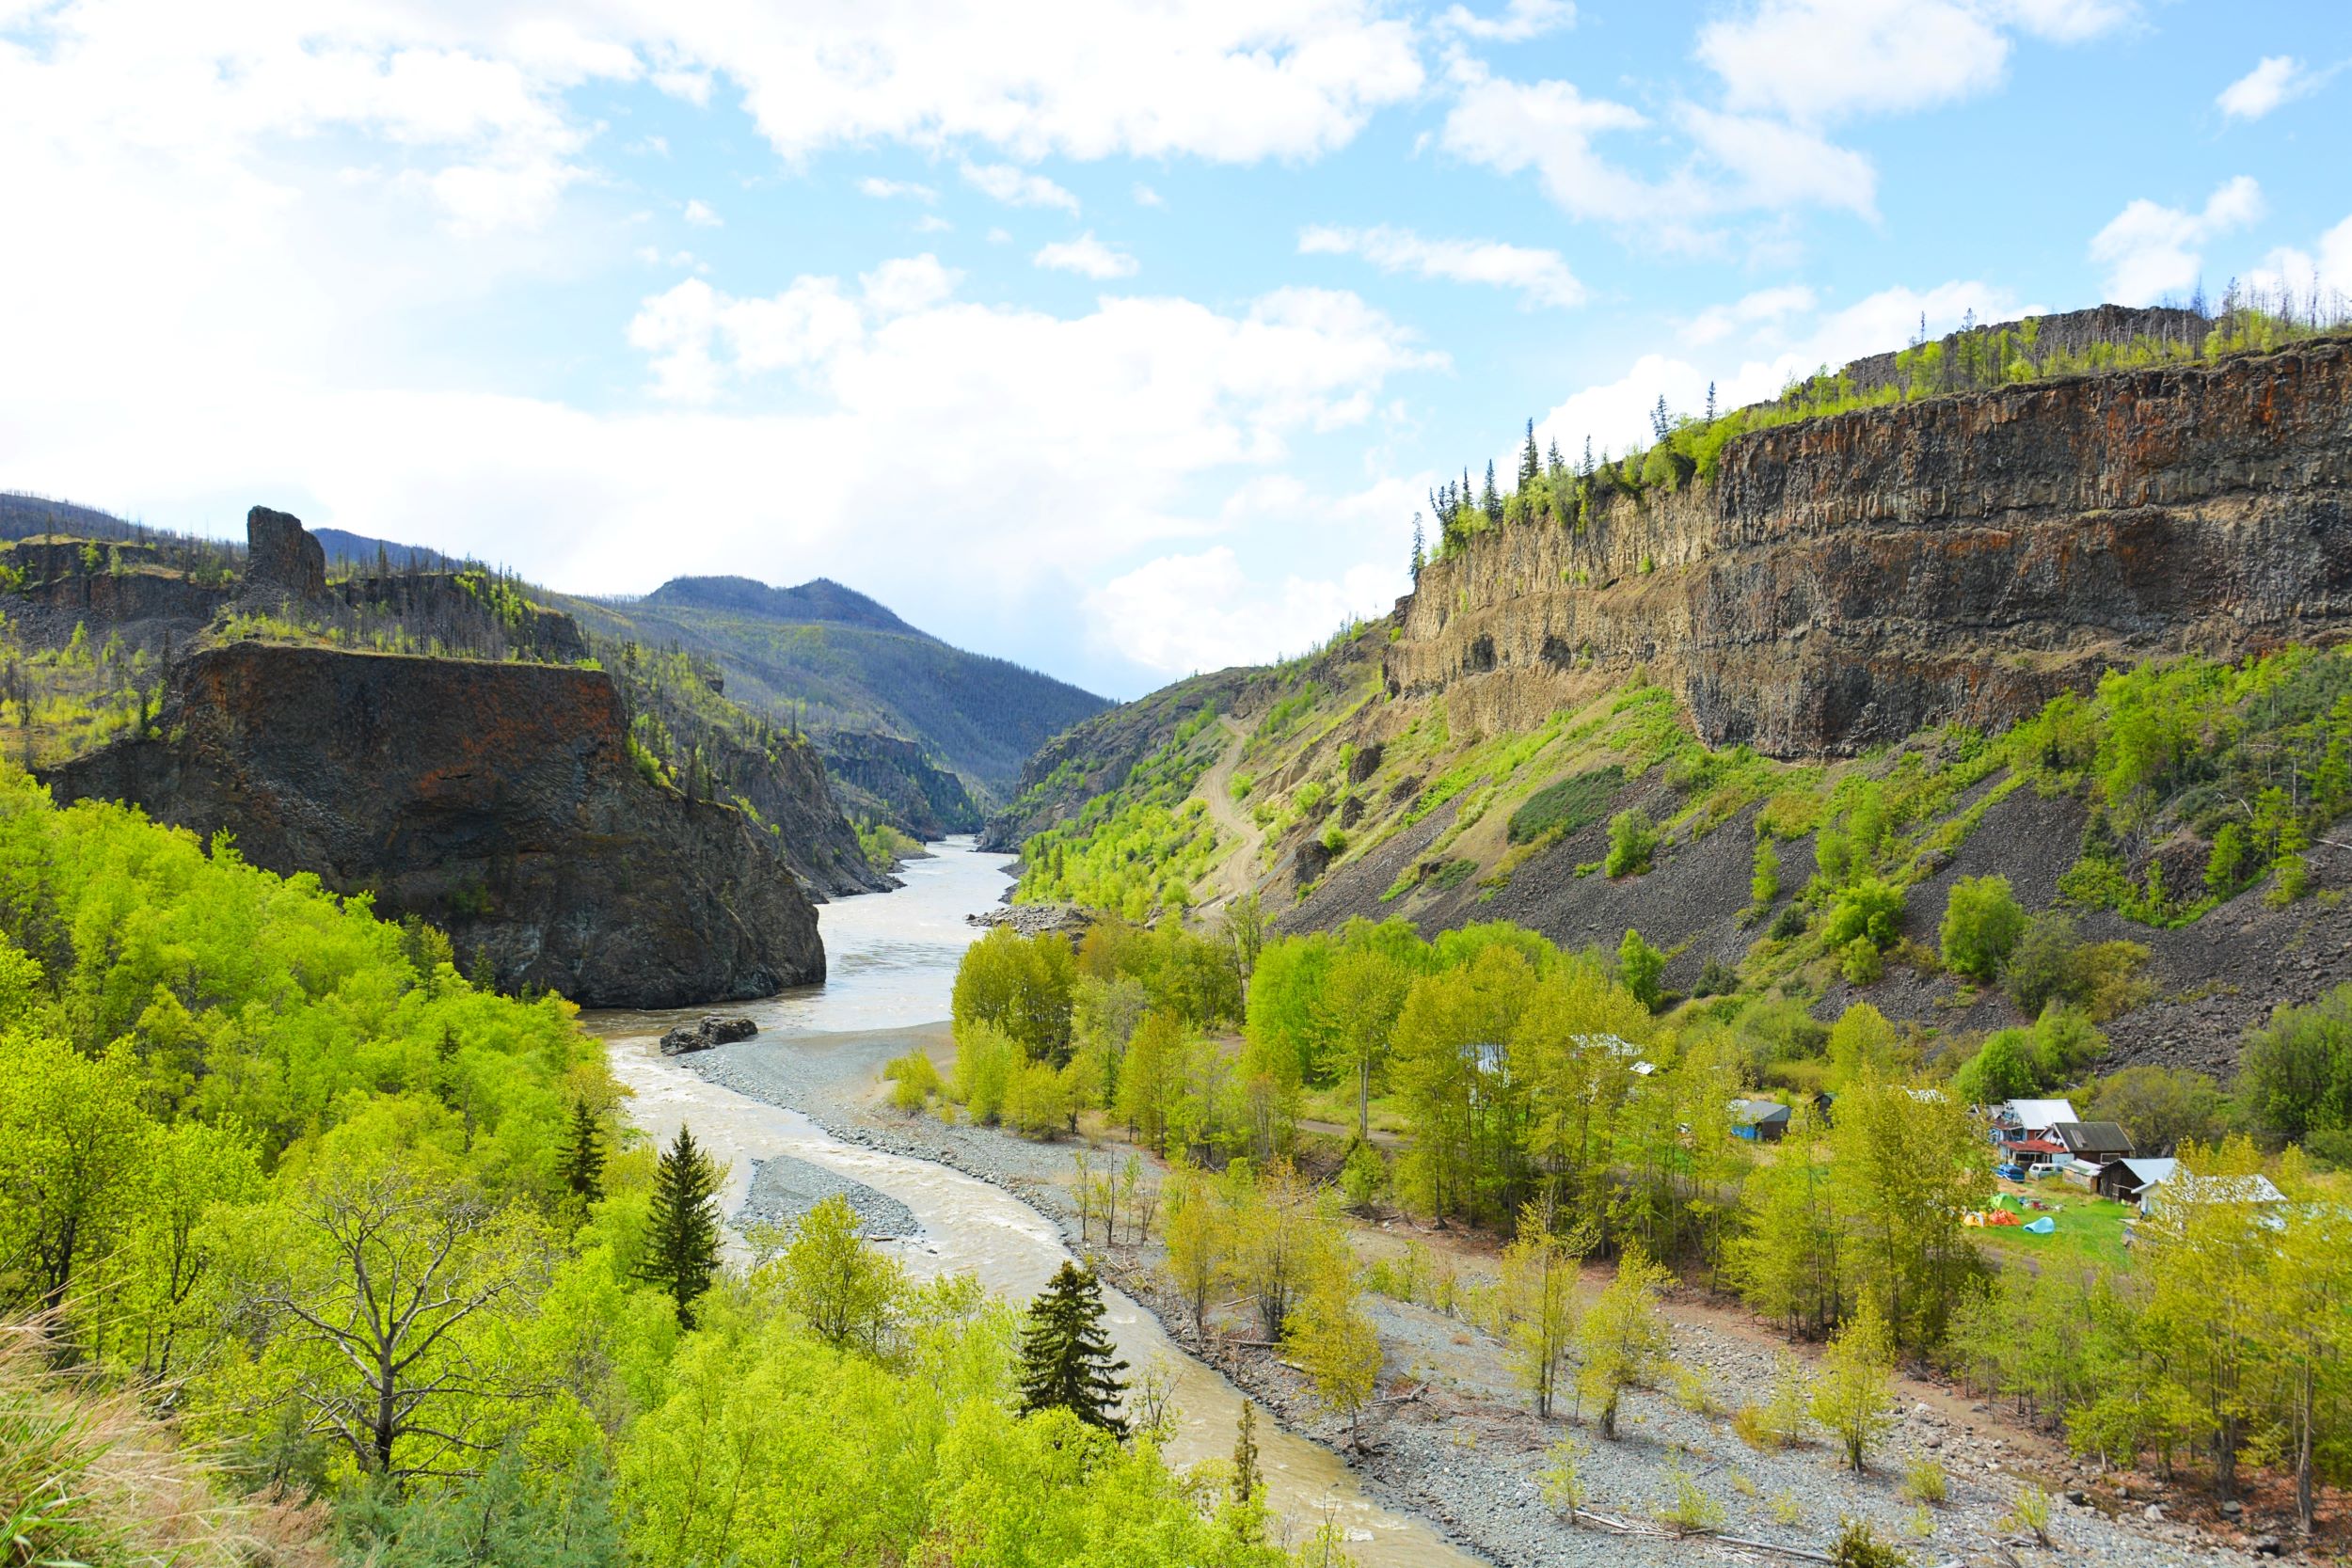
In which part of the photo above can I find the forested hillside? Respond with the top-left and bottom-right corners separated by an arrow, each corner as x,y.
571,574 -> 1108,804
0,773 -> 1324,1568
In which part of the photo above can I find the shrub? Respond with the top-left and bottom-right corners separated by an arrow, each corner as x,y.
2003,911 -> 2080,1015
1507,766 -> 1626,844
1824,877 -> 1906,951
1902,1458 -> 1947,1506
1658,1456 -> 1724,1537
1770,1492 -> 1803,1528
1692,957 -> 1739,998
883,1050 -> 942,1113
1339,1138 -> 1386,1210
953,1021 -> 1019,1124
2001,1486 -> 2053,1548
1938,874 -> 2025,981
1618,928 -> 1665,1011
1002,1057 -> 1074,1139
1606,810 -> 1658,877
1840,937 -> 1884,985
1952,1029 -> 2039,1105
1768,903 -> 1809,941
1731,1402 -> 1779,1450
1750,839 -> 1782,910
1830,1516 -> 1913,1568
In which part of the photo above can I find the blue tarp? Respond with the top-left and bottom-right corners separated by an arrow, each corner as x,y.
2023,1216 -> 2056,1234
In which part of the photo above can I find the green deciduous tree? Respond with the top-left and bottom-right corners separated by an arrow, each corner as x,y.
1577,1246 -> 1674,1439
773,1193 -> 906,1356
1810,1295 -> 1896,1473
1938,875 -> 2026,981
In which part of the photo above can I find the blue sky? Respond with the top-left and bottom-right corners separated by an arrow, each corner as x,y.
2,0 -> 2347,699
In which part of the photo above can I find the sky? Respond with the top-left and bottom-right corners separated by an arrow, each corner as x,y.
2,1 -> 2348,701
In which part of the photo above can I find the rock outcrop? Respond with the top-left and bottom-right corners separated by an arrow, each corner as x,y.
1389,338 -> 2352,755
818,730 -> 981,839
659,1015 -> 759,1055
48,642 -> 824,1007
244,505 -> 326,602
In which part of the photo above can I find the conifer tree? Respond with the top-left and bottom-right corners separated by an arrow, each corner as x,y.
469,945 -> 498,994
1232,1400 -> 1260,1506
559,1101 -> 605,1205
1409,515 -> 1424,582
1481,460 -> 1502,523
1705,380 -> 1718,420
1547,437 -> 1565,483
1017,1261 -> 1129,1434
641,1125 -> 722,1328
1519,418 -> 1540,485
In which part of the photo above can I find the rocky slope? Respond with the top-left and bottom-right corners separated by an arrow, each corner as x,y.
984,327 -> 2352,1074
49,641 -> 822,1006
1391,336 -> 2352,755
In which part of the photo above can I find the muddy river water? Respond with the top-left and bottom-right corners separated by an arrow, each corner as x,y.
590,839 -> 1482,1568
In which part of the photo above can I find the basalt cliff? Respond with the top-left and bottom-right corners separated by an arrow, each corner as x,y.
51,641 -> 822,1006
1390,337 -> 2352,755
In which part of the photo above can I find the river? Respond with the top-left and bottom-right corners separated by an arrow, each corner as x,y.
588,838 -> 1484,1568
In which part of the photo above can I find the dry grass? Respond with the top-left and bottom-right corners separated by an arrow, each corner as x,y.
0,1323 -> 332,1568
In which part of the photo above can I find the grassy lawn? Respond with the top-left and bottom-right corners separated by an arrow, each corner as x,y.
1974,1178 -> 2136,1274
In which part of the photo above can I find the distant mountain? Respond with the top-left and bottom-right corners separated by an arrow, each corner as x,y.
310,528 -> 456,572
569,577 -> 1109,804
644,575 -> 915,635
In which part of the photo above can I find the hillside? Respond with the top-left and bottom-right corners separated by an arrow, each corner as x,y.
985,307 -> 2352,1078
569,574 -> 1109,808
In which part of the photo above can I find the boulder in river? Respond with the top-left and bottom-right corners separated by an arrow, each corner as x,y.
660,1015 -> 759,1056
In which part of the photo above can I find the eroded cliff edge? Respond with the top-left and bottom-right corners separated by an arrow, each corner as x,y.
1390,340 -> 2352,754
50,642 -> 823,1006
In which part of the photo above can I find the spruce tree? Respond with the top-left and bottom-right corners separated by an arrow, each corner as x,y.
559,1101 -> 605,1205
1518,418 -> 1540,485
1232,1399 -> 1261,1505
642,1125 -> 722,1327
1016,1261 -> 1129,1434
1480,460 -> 1501,523
1409,515 -> 1424,582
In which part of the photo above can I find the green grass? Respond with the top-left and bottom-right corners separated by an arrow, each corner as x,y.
1507,765 -> 1625,844
1973,1182 -> 2135,1274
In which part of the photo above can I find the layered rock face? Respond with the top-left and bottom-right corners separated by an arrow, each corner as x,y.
244,506 -> 326,601
818,730 -> 981,839
50,643 -> 823,1006
1390,341 -> 2352,754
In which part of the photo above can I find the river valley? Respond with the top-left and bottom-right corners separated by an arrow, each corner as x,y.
590,839 -> 1486,1568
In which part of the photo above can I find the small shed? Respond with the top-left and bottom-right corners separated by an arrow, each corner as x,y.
1729,1099 -> 1792,1142
2098,1156 -> 2177,1204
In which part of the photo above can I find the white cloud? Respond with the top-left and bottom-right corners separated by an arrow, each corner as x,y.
1678,107 -> 1876,218
1085,545 -> 1406,673
1696,0 -> 2130,125
1033,231 -> 1140,278
1298,223 -> 1584,308
861,254 -> 963,314
1438,63 -> 1653,223
914,213 -> 954,232
2244,214 -> 2352,307
1680,283 -> 1818,345
682,198 -> 722,226
2090,176 -> 2264,305
961,159 -> 1082,212
1436,0 -> 1574,43
1533,280 -> 2027,458
1133,182 -> 1166,207
1441,61 -> 1877,230
858,176 -> 939,201
2217,55 -> 2331,121
692,0 -> 1422,166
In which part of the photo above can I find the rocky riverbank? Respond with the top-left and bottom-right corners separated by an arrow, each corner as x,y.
679,1026 -> 2265,1568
